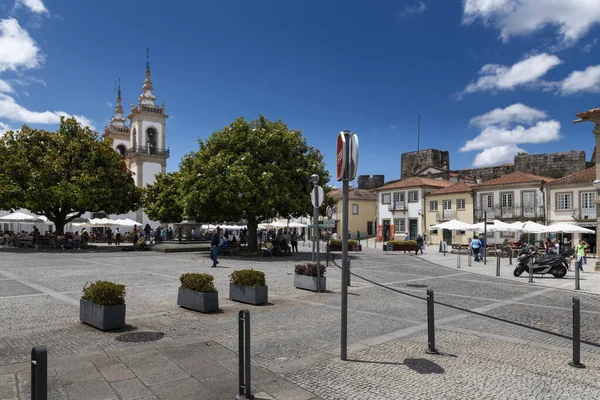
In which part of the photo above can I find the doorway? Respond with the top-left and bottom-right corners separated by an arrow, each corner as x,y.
383,220 -> 390,241
409,219 -> 418,240
443,229 -> 452,245
367,221 -> 373,236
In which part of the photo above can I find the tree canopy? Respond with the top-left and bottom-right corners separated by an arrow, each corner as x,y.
144,172 -> 184,223
180,115 -> 330,251
0,117 -> 143,233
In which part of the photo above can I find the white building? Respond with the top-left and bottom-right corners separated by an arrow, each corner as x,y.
546,167 -> 596,245
472,171 -> 553,243
375,177 -> 453,241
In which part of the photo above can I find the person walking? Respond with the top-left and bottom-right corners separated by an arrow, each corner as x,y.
106,227 -> 113,245
575,240 -> 588,272
356,231 -> 361,245
416,234 -> 424,254
115,227 -> 121,245
210,228 -> 220,267
471,236 -> 481,262
132,225 -> 138,245
191,227 -> 196,241
290,230 -> 298,253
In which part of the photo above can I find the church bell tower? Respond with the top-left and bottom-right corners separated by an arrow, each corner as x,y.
127,49 -> 169,224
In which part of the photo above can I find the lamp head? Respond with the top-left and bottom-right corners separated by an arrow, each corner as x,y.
593,179 -> 600,194
310,174 -> 319,185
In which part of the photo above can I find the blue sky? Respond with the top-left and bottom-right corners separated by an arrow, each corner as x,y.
1,0 -> 600,187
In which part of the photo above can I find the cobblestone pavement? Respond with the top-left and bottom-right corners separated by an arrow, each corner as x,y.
0,244 -> 599,399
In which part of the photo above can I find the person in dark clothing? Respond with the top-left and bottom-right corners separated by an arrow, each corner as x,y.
416,234 -> 424,254
210,228 -> 220,267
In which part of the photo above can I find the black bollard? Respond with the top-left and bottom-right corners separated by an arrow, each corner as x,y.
238,310 -> 253,399
496,255 -> 500,276
31,346 -> 47,400
575,264 -> 581,291
528,260 -> 534,283
426,289 -> 439,355
568,297 -> 585,368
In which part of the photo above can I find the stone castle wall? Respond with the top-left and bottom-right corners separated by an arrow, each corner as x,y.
357,175 -> 385,190
401,149 -> 449,178
514,151 -> 586,179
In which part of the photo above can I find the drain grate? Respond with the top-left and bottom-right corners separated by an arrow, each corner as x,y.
115,332 -> 164,343
406,283 -> 428,288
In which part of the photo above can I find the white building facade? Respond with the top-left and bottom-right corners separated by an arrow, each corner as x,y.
375,177 -> 453,241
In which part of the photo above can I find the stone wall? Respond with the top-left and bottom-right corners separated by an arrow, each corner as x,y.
451,164 -> 515,183
514,151 -> 586,179
357,175 -> 385,190
401,149 -> 449,178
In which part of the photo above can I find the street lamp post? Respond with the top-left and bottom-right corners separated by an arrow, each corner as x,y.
311,174 -> 321,287
574,109 -> 600,271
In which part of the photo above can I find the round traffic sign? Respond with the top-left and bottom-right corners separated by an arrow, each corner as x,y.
326,206 -> 333,219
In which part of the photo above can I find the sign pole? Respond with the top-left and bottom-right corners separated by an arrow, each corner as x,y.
341,169 -> 349,361
313,178 -> 320,292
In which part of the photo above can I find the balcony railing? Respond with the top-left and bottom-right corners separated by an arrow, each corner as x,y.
571,208 -> 597,220
388,202 -> 407,212
436,210 -> 456,221
125,146 -> 170,157
475,206 -> 544,221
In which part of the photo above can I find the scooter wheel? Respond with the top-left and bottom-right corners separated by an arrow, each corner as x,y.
552,268 -> 567,278
513,266 -> 525,277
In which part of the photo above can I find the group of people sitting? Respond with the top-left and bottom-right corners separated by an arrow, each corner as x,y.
264,229 -> 298,256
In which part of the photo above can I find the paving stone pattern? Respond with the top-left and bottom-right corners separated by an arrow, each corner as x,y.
0,246 -> 599,398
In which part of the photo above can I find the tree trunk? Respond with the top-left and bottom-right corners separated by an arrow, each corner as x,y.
247,218 -> 259,252
51,213 -> 67,235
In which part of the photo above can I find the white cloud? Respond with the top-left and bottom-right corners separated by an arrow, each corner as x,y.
473,145 -> 526,167
460,120 -> 561,152
469,103 -> 548,129
0,121 -> 11,137
0,18 -> 44,73
398,1 -> 427,17
559,65 -> 600,95
461,53 -> 562,96
15,0 -> 48,14
0,93 -> 94,129
0,79 -> 14,93
583,39 -> 598,53
462,0 -> 600,44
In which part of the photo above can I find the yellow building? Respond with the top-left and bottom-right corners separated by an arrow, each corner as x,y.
425,182 -> 474,246
328,188 -> 377,238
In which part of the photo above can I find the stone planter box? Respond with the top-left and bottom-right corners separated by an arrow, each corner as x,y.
383,245 -> 420,254
229,283 -> 268,305
328,244 -> 362,252
294,274 -> 326,292
80,299 -> 125,331
177,287 -> 219,313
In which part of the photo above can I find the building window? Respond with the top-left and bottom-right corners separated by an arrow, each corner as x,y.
394,192 -> 405,209
522,191 -> 535,216
456,230 -> 465,235
481,194 -> 493,209
430,225 -> 438,235
429,200 -> 438,211
501,232 -> 514,238
557,193 -> 572,210
501,193 -> 513,208
457,199 -> 466,211
382,193 -> 391,204
581,192 -> 596,209
394,219 -> 405,233
352,204 -> 359,215
408,191 -> 418,203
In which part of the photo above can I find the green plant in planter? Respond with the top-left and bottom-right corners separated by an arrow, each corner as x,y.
230,269 -> 266,287
82,281 -> 125,306
180,273 -> 216,293
387,240 -> 418,246
328,239 -> 358,246
295,262 -> 326,277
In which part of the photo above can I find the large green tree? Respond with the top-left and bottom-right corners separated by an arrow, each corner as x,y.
0,117 -> 143,233
180,115 -> 329,251
144,172 -> 184,223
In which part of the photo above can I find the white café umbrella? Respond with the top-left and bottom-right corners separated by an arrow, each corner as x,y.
544,222 -> 594,234
88,218 -> 121,227
430,219 -> 475,231
520,221 -> 551,233
0,212 -> 44,232
115,218 -> 143,227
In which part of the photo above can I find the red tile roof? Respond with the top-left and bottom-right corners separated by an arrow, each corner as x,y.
428,182 -> 474,195
328,188 -> 377,201
376,177 -> 454,191
547,167 -> 596,186
476,171 -> 554,187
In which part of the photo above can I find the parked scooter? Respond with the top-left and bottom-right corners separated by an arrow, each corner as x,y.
513,245 -> 572,278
